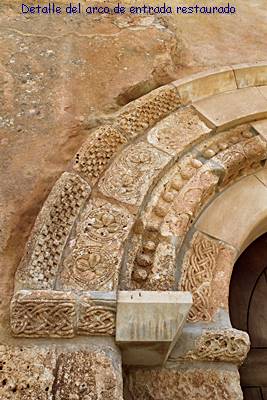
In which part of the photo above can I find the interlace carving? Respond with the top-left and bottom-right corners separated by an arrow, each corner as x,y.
179,232 -> 218,322
78,300 -> 116,335
10,291 -> 76,337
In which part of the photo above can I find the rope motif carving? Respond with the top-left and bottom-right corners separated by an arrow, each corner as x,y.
11,296 -> 76,337
179,232 -> 219,322
78,303 -> 116,336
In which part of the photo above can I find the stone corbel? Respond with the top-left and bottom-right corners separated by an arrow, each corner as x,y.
115,291 -> 192,366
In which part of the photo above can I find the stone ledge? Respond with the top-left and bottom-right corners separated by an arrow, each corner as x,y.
233,62 -> 267,88
173,67 -> 237,105
193,87 -> 267,131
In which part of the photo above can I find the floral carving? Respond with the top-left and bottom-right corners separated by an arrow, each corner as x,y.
98,142 -> 170,206
82,202 -> 131,242
60,245 -> 118,290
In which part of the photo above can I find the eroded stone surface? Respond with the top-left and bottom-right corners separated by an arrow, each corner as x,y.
161,164 -> 219,238
0,344 -> 123,400
0,345 -> 56,400
54,348 -> 123,400
147,107 -> 211,155
179,329 -> 250,364
126,367 -> 243,400
213,135 -> 267,186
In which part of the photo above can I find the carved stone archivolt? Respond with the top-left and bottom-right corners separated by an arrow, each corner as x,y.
116,84 -> 180,137
179,232 -> 218,322
60,243 -> 118,291
98,141 -> 170,206
214,135 -> 267,186
73,125 -> 128,184
179,232 -> 236,323
80,200 -> 132,243
15,172 -> 91,290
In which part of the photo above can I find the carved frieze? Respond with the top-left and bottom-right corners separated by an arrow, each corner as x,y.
170,329 -> 250,364
10,290 -> 117,338
10,291 -> 76,338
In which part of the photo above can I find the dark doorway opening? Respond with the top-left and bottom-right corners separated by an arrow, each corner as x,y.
229,233 -> 267,400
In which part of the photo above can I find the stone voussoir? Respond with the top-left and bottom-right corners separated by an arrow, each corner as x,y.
72,125 -> 128,185
147,106 -> 212,156
173,67 -> 237,105
233,62 -> 267,88
115,84 -> 181,138
193,86 -> 267,131
15,172 -> 91,291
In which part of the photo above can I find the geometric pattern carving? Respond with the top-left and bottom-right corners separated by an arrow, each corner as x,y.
117,85 -> 180,137
73,126 -> 128,183
15,173 -> 91,290
179,232 -> 219,322
78,296 -> 116,336
176,329 -> 250,364
10,291 -> 76,338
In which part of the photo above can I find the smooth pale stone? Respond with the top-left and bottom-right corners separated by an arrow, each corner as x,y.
252,118 -> 267,141
196,175 -> 267,253
116,290 -> 192,366
258,85 -> 267,101
234,63 -> 267,88
193,87 -> 267,131
173,67 -> 237,104
255,169 -> 267,187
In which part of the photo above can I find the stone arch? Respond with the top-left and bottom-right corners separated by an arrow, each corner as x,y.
10,62 -> 267,340
6,62 -> 267,399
